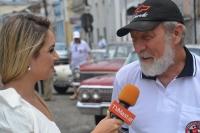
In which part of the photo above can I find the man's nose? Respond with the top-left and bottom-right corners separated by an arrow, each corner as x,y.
134,41 -> 146,54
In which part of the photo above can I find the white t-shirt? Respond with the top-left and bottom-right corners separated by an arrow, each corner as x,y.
0,88 -> 61,133
112,48 -> 200,133
70,40 -> 90,70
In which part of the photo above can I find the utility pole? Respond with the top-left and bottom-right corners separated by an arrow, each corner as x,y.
194,0 -> 197,43
38,0 -> 48,95
42,0 -> 48,17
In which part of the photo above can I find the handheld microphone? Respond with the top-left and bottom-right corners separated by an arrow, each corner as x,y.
109,84 -> 140,125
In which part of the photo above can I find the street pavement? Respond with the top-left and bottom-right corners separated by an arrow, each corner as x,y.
46,88 -> 96,133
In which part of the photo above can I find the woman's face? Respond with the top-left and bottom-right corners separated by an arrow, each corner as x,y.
30,30 -> 59,80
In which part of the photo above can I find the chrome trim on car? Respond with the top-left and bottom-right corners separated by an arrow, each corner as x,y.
79,85 -> 113,89
77,101 -> 110,115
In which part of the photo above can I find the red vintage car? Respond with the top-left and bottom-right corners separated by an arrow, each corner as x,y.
77,51 -> 138,124
79,42 -> 133,81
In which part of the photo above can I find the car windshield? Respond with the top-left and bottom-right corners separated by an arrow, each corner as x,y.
123,51 -> 139,65
91,49 -> 106,62
105,43 -> 132,59
55,42 -> 67,51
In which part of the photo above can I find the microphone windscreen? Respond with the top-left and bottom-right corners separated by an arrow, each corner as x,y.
118,84 -> 140,106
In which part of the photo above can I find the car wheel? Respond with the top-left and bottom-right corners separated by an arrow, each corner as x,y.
54,86 -> 69,94
94,115 -> 105,125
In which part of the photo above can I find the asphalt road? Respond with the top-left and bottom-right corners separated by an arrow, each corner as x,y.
46,88 -> 96,133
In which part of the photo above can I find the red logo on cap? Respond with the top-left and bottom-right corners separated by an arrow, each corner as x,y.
135,4 -> 150,14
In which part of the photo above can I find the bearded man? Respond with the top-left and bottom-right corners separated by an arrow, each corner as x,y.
112,0 -> 200,132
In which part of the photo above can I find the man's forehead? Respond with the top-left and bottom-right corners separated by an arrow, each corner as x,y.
130,30 -> 154,38
130,24 -> 163,37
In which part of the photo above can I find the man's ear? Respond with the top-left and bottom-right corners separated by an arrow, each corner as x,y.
172,24 -> 184,45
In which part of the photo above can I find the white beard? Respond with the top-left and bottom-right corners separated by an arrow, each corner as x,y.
140,35 -> 175,76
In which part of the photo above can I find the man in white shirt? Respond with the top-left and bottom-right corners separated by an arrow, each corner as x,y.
112,0 -> 200,132
69,31 -> 91,99
98,36 -> 107,49
0,75 -> 3,88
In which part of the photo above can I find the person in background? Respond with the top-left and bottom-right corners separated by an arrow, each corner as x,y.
112,0 -> 200,132
69,31 -> 91,100
43,75 -> 54,101
0,13 -> 121,133
0,75 -> 3,88
97,35 -> 107,49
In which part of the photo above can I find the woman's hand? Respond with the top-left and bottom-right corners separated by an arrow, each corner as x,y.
91,111 -> 123,133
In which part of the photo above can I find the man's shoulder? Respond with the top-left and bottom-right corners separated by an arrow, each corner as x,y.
188,53 -> 200,78
192,53 -> 200,66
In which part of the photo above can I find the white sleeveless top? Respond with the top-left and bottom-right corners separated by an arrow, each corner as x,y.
0,88 -> 61,133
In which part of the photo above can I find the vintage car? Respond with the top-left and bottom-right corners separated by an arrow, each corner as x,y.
55,42 -> 68,64
53,42 -> 72,94
76,51 -> 138,124
79,42 -> 132,81
53,49 -> 106,94
53,64 -> 73,94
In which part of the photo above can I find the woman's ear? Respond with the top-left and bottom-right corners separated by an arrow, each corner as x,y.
172,24 -> 184,45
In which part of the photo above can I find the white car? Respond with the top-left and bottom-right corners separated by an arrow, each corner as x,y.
55,42 -> 68,64
53,64 -> 73,94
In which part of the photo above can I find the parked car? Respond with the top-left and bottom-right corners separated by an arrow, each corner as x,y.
53,49 -> 106,94
76,51 -> 138,124
55,42 -> 68,64
53,42 -> 71,94
90,49 -> 106,62
79,42 -> 132,81
53,64 -> 72,94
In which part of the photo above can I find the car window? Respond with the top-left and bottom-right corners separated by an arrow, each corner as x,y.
106,45 -> 117,59
91,49 -> 106,61
55,43 -> 67,51
124,51 -> 138,65
116,45 -> 131,58
105,43 -> 132,59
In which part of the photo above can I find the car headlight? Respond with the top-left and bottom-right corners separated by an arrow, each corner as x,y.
78,89 -> 102,103
78,87 -> 113,103
80,92 -> 90,102
91,92 -> 101,103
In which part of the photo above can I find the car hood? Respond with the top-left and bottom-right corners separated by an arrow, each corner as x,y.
57,51 -> 67,56
80,75 -> 115,86
80,59 -> 125,72
54,64 -> 72,75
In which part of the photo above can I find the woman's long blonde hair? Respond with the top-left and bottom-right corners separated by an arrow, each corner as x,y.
0,13 -> 51,84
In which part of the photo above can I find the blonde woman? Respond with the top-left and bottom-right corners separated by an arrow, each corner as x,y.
0,13 -> 121,133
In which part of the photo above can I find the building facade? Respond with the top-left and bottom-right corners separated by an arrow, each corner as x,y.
86,0 -> 199,46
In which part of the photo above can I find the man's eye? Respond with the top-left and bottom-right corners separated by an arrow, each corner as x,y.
143,36 -> 152,40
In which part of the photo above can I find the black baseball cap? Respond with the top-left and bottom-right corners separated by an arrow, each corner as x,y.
117,0 -> 184,37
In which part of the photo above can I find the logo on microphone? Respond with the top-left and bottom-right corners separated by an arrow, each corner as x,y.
109,100 -> 135,125
185,121 -> 200,133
